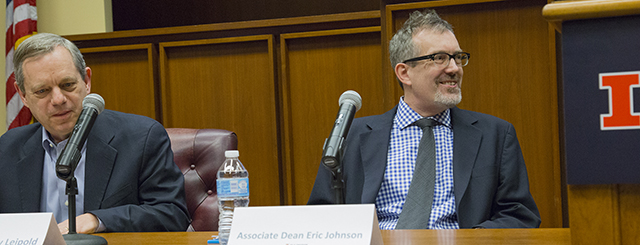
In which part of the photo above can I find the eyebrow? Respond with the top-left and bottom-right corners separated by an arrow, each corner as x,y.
28,76 -> 79,91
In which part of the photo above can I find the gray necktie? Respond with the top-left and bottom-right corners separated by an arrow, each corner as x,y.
396,118 -> 437,229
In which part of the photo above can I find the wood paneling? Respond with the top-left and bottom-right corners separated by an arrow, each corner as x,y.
67,2 -> 566,231
81,44 -> 158,120
568,184 -> 640,245
619,184 -> 640,244
385,0 -> 562,228
568,185 -> 620,245
159,36 -> 281,206
280,27 -> 386,204
66,11 -> 381,208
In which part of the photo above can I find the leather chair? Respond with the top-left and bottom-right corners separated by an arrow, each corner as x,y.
166,128 -> 238,232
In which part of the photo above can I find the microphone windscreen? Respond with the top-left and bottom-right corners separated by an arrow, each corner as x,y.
338,90 -> 362,112
83,93 -> 105,114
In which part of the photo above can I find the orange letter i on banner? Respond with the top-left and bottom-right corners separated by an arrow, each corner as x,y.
600,72 -> 640,130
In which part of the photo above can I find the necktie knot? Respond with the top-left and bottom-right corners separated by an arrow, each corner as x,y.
413,118 -> 438,130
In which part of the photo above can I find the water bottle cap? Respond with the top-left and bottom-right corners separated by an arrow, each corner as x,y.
225,150 -> 239,158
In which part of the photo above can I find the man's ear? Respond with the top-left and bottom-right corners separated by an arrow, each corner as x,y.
84,67 -> 92,93
14,82 -> 29,109
394,62 -> 412,87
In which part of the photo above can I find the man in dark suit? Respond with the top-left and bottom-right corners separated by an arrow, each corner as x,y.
308,9 -> 540,229
0,33 -> 189,233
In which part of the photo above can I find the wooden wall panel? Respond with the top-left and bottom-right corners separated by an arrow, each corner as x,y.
568,185 -> 619,245
159,36 -> 281,206
619,184 -> 640,245
81,44 -> 158,120
386,0 -> 562,228
568,184 -> 640,245
280,27 -> 386,204
66,4 -> 568,231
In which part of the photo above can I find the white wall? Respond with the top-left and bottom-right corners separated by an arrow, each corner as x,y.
0,0 -> 112,134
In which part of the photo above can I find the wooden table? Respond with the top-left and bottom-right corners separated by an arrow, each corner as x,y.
95,228 -> 570,244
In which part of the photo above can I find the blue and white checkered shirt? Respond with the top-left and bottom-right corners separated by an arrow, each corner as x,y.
375,98 -> 459,230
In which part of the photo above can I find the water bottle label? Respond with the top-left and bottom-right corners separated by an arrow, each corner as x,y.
216,177 -> 249,197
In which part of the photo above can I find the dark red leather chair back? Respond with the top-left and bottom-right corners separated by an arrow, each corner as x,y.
166,128 -> 238,232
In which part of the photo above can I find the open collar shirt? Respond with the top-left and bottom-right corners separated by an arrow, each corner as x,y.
40,127 -> 86,223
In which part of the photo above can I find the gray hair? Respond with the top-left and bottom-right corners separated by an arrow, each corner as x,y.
389,9 -> 454,88
13,33 -> 86,92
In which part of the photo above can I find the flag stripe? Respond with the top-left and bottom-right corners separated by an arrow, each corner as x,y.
13,2 -> 37,24
8,106 -> 30,129
6,91 -> 21,122
5,73 -> 15,104
5,0 -> 36,130
5,0 -> 13,31
14,19 -> 37,40
5,48 -> 12,80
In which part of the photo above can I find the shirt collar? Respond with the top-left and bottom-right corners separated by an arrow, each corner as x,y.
41,127 -> 69,150
395,97 -> 452,130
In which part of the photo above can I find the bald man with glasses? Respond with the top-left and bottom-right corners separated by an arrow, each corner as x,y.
308,9 -> 540,230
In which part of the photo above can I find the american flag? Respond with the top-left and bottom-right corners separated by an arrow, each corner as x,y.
5,0 -> 37,130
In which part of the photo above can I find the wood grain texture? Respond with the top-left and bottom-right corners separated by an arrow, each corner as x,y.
569,184 -> 640,245
619,184 -> 640,245
81,44 -> 158,120
543,0 -> 640,22
568,185 -> 619,245
382,228 -> 570,245
385,0 -> 562,228
159,36 -> 281,206
280,27 -> 385,204
95,229 -> 571,244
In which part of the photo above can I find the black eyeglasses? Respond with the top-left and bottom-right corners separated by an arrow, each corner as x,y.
402,52 -> 471,67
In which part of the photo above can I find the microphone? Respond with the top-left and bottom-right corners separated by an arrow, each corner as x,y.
56,93 -> 105,181
321,90 -> 362,172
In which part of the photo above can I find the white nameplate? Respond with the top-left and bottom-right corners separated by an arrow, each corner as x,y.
228,204 -> 382,245
0,213 -> 65,245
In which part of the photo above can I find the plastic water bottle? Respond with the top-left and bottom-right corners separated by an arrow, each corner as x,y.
216,150 -> 249,245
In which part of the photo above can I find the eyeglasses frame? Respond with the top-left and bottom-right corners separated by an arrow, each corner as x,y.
402,52 -> 471,67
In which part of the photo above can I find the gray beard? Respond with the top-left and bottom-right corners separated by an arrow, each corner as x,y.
434,86 -> 461,108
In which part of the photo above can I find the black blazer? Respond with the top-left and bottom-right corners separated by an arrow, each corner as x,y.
308,106 -> 541,228
0,110 -> 190,232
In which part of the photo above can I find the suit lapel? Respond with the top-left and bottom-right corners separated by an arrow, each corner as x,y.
84,120 -> 117,211
17,129 -> 45,212
361,107 -> 396,203
451,107 -> 482,209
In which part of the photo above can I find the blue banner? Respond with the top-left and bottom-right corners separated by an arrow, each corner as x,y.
563,15 -> 640,184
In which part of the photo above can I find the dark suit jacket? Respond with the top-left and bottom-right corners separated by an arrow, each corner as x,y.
308,106 -> 541,228
0,110 -> 190,232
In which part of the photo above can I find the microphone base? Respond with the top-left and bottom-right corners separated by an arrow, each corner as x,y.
63,234 -> 108,245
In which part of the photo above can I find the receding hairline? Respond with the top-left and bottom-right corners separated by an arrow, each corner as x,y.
19,46 -> 85,89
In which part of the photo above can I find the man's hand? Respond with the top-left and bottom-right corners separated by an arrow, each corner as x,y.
58,213 -> 100,234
